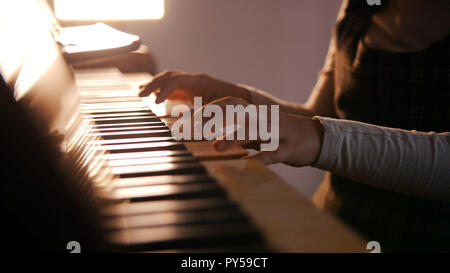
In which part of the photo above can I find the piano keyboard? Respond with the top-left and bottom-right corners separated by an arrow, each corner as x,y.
74,70 -> 267,252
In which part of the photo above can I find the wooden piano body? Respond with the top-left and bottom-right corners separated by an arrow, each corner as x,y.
0,0 -> 365,252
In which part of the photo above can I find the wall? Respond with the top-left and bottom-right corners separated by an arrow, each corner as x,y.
117,0 -> 342,198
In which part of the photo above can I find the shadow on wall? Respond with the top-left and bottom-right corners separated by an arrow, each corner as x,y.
117,0 -> 342,198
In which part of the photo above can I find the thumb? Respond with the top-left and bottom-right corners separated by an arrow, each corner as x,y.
243,150 -> 281,165
213,139 -> 253,152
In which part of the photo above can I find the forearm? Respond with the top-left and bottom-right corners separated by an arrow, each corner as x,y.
236,57 -> 337,118
313,116 -> 450,203
238,83 -> 316,117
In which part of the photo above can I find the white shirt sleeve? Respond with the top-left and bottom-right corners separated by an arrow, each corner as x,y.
312,116 -> 450,203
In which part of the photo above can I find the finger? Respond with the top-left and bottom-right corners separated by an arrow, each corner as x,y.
189,97 -> 227,140
243,150 -> 282,165
139,71 -> 175,96
155,74 -> 196,104
190,96 -> 256,142
156,79 -> 178,104
209,96 -> 249,108
196,96 -> 249,129
202,96 -> 261,143
192,96 -> 228,124
208,96 -> 254,132
166,89 -> 194,102
213,139 -> 254,151
139,70 -> 176,97
213,125 -> 255,151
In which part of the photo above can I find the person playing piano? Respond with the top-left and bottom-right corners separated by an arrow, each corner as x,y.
139,0 -> 450,252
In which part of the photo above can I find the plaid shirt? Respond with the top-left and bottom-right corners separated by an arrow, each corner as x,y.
322,0 -> 450,252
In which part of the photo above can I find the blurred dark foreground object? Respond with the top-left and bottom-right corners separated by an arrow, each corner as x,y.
0,75 -> 105,253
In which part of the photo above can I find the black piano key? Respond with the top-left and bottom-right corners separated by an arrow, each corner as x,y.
78,85 -> 133,90
81,102 -> 148,108
107,221 -> 262,251
80,97 -> 144,104
81,106 -> 150,112
103,150 -> 191,161
82,104 -> 144,111
102,197 -> 236,216
89,125 -> 168,133
77,81 -> 133,89
89,114 -> 156,120
80,91 -> 138,96
80,94 -> 137,100
108,155 -> 197,168
81,106 -> 149,112
93,136 -> 174,146
93,116 -> 161,124
113,174 -> 213,188
85,112 -> 155,118
112,162 -> 207,178
88,129 -> 172,140
81,93 -> 138,96
97,141 -> 184,153
93,121 -> 165,129
103,207 -> 246,230
81,108 -> 152,114
110,183 -> 225,202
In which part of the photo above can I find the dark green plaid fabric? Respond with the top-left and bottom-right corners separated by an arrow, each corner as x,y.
323,0 -> 450,252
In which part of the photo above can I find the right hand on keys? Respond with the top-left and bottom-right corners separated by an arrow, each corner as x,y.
139,70 -> 252,104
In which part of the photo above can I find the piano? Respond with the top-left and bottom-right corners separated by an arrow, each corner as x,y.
0,0 -> 365,252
